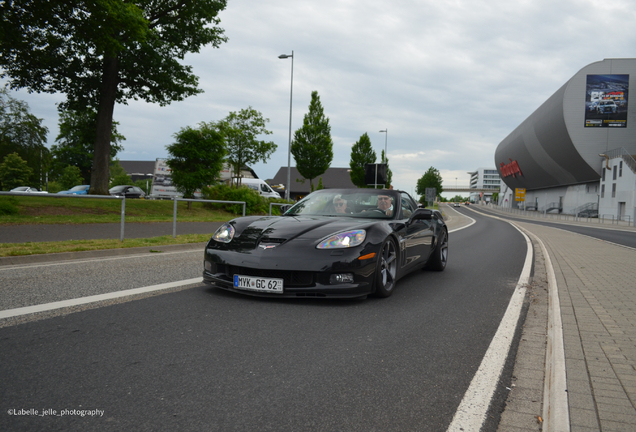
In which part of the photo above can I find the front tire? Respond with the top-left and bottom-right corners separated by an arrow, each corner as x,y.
426,229 -> 448,271
374,238 -> 398,297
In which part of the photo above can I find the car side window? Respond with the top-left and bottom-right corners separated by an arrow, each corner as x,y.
400,193 -> 415,218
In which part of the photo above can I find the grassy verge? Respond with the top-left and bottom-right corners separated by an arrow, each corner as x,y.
0,196 -> 236,257
0,195 -> 236,224
0,234 -> 211,257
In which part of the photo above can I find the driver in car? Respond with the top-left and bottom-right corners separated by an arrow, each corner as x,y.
376,194 -> 393,216
333,194 -> 350,214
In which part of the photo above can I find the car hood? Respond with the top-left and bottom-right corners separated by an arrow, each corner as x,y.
224,216 -> 377,250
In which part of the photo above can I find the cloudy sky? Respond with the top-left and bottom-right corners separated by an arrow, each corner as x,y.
5,0 -> 636,196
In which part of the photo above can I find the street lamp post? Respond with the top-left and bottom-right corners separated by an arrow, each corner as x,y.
379,129 -> 388,161
279,51 -> 294,201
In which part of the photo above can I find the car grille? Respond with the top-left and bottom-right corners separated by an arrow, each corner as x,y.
217,264 -> 314,287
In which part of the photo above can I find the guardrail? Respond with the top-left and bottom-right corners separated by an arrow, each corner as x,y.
490,203 -> 635,227
1,191 -> 127,241
268,202 -> 289,216
1,192 -> 247,241
172,197 -> 246,238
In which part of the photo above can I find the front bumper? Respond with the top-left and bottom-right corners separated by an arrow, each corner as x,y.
203,245 -> 378,299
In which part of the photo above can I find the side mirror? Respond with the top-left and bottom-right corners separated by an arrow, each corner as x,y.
279,204 -> 291,214
408,208 -> 432,223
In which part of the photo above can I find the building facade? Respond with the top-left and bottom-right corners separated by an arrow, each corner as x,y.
467,168 -> 501,203
494,58 -> 636,220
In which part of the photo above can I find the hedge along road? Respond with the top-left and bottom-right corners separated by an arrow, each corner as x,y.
0,209 -> 531,431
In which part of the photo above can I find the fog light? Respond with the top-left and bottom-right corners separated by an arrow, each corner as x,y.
204,261 -> 212,272
330,273 -> 354,284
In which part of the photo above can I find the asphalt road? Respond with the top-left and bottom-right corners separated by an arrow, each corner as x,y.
0,211 -> 527,431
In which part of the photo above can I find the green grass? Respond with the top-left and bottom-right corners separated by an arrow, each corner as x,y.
0,234 -> 211,257
0,195 -> 235,224
0,196 -> 239,257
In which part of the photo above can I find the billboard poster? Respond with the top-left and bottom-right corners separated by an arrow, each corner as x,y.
150,158 -> 181,199
584,74 -> 629,128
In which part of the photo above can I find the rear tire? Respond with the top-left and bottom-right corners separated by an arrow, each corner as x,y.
374,237 -> 398,297
426,229 -> 448,271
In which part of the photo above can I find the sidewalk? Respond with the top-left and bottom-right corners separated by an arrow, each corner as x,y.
469,205 -> 636,431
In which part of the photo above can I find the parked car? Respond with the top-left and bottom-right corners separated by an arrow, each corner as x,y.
57,185 -> 90,195
109,185 -> 146,199
203,188 -> 448,299
10,186 -> 48,193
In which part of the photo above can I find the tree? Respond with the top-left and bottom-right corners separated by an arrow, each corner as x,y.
381,149 -> 393,189
0,152 -> 33,190
291,91 -> 333,192
215,107 -> 276,186
0,86 -> 49,187
416,166 -> 444,198
109,159 -> 132,187
58,165 -> 85,190
349,132 -> 376,188
1,1 -> 229,195
166,122 -> 226,207
51,108 -> 125,184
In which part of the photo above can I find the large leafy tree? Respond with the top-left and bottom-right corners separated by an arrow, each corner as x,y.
215,107 -> 277,186
51,108 -> 125,184
0,0 -> 228,195
416,166 -> 444,200
291,91 -> 333,191
166,122 -> 226,206
349,132 -> 376,188
0,86 -> 49,187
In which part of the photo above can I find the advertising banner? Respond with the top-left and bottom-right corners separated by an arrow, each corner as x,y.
150,158 -> 181,199
584,74 -> 629,128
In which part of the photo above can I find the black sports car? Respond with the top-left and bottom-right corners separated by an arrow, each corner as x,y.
203,188 -> 448,299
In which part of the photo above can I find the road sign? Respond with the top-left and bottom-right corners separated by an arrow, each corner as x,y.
515,188 -> 526,201
425,188 -> 436,206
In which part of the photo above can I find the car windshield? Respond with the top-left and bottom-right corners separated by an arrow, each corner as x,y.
12,187 -> 28,191
284,189 -> 399,219
70,185 -> 87,191
109,186 -> 126,192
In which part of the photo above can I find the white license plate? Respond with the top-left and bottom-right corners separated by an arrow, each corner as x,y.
233,274 -> 284,294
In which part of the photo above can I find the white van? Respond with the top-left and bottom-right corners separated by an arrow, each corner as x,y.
236,178 -> 281,199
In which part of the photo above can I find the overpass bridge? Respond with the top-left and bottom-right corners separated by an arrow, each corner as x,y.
441,185 -> 500,193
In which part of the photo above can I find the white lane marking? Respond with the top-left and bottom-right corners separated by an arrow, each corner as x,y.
0,277 -> 203,320
0,249 -> 203,272
443,204 -> 477,233
446,219 -> 533,431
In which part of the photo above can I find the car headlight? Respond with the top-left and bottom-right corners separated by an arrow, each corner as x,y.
212,223 -> 235,243
317,230 -> 366,249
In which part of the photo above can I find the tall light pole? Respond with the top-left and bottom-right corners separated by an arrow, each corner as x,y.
279,51 -> 294,201
379,129 -> 388,161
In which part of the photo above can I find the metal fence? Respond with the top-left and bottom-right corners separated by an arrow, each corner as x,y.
0,192 -> 246,241
172,197 -> 245,238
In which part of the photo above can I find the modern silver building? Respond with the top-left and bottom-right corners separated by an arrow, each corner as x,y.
467,168 -> 501,203
495,58 -> 636,220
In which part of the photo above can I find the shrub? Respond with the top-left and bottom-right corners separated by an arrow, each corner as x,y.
202,184 -> 273,215
0,196 -> 19,215
46,181 -> 64,194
